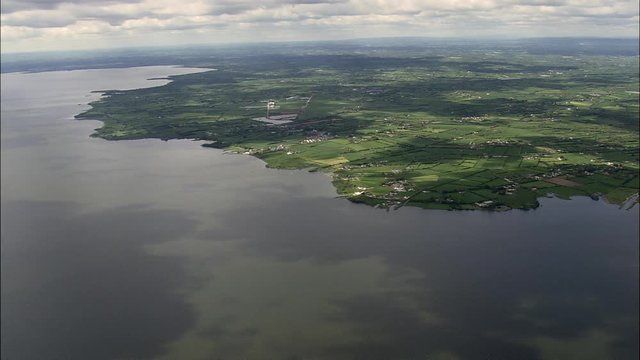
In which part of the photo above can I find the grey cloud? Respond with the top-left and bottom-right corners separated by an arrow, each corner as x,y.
1,0 -> 142,14
1,6 -> 158,28
209,0 -> 348,15
515,0 -> 567,5
2,15 -> 75,28
82,11 -> 165,26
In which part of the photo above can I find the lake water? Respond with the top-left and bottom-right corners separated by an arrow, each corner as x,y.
1,66 -> 638,360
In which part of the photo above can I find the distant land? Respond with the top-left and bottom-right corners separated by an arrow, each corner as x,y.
2,37 -> 639,73
12,37 -> 638,210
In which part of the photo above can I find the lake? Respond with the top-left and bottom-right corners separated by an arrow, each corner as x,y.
1,66 -> 638,360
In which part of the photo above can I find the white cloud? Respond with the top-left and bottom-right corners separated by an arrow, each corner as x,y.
1,0 -> 638,52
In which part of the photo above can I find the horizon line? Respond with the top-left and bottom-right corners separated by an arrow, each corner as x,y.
2,35 -> 639,56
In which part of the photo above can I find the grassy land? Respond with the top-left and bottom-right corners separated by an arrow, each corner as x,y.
76,45 -> 639,210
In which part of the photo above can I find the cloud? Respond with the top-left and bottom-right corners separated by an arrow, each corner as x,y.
1,0 -> 638,52
0,0 -> 142,14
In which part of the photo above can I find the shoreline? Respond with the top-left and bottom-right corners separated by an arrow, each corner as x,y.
71,62 -> 640,212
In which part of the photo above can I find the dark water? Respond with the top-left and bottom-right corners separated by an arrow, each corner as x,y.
1,67 -> 638,360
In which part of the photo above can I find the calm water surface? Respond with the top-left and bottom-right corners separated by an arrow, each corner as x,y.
1,67 -> 638,360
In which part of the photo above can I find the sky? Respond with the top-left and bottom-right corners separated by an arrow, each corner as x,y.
1,0 -> 639,53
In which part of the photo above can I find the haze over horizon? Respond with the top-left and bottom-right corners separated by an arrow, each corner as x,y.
1,0 -> 639,53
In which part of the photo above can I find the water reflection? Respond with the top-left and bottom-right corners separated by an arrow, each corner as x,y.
1,201 -> 195,359
1,67 -> 637,360
153,194 -> 638,360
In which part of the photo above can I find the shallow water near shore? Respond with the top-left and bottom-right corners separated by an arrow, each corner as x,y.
1,66 -> 638,360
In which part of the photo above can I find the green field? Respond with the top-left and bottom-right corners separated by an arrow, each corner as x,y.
77,46 -> 640,210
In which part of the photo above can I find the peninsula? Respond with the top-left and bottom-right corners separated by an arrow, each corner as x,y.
76,40 -> 640,210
